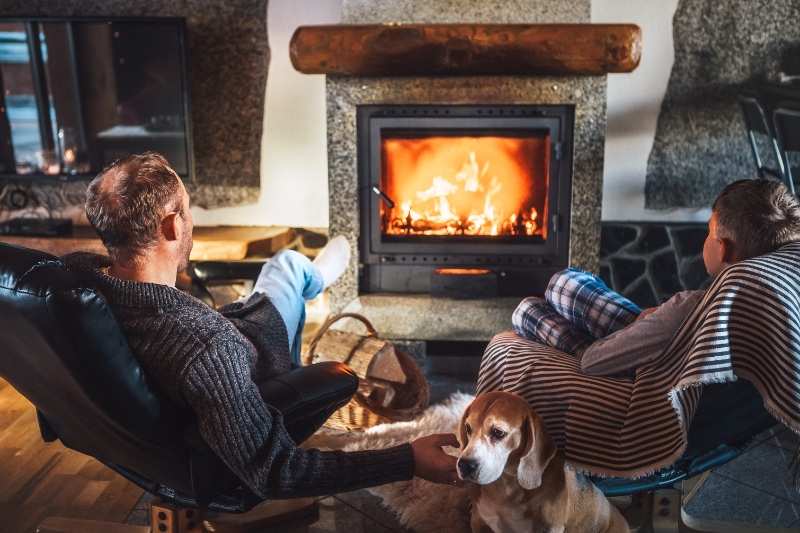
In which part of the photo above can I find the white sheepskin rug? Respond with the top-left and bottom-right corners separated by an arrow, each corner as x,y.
303,392 -> 475,533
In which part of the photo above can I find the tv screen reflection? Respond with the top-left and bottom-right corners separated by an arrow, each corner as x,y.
0,18 -> 193,180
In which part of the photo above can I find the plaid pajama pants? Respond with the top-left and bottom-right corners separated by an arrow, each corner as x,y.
512,268 -> 642,357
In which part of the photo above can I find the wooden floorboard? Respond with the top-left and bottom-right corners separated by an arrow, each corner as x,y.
0,378 -> 144,533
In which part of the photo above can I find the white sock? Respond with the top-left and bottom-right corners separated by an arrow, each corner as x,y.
313,235 -> 351,289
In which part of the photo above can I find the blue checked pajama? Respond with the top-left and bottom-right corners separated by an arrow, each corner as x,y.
512,268 -> 642,357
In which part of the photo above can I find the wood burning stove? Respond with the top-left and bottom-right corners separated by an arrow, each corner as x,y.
358,104 -> 574,297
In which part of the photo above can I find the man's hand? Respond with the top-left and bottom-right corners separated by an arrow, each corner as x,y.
410,433 -> 466,485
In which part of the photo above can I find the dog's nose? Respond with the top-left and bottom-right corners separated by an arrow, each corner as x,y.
458,458 -> 478,476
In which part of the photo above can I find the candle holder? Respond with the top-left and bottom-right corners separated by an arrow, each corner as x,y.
58,127 -> 79,174
37,149 -> 61,175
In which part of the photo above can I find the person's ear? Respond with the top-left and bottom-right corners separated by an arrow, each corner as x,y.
719,237 -> 737,265
161,211 -> 181,242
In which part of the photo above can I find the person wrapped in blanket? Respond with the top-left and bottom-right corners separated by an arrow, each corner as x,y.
513,178 -> 800,454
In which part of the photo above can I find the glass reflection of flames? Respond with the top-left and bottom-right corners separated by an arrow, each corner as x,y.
380,135 -> 548,237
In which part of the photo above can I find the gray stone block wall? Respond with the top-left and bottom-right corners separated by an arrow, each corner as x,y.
645,0 -> 800,209
342,0 -> 589,24
599,221 -> 711,308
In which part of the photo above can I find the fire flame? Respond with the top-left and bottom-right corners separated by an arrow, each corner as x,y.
380,135 -> 549,237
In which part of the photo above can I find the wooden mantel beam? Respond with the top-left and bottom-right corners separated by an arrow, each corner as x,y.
290,23 -> 642,77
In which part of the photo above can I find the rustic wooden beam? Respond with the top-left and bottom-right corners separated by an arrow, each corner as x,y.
290,23 -> 642,77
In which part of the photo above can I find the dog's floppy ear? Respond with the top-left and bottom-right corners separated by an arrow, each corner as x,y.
516,412 -> 557,490
458,401 -> 472,448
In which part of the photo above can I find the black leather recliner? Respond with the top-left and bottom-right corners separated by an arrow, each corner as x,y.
0,241 -> 358,532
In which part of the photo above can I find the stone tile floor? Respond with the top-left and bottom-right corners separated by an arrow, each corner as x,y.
683,424 -> 800,528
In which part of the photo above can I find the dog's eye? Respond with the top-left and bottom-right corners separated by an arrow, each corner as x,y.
465,423 -> 472,435
491,428 -> 507,440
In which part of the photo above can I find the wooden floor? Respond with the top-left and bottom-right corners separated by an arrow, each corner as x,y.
0,378 -> 144,533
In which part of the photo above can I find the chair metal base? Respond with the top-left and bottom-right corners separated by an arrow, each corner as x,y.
617,476 -> 794,533
36,496 -> 319,533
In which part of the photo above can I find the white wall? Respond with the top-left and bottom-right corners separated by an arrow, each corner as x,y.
192,0 -> 711,227
594,0 -> 711,223
191,0 -> 341,228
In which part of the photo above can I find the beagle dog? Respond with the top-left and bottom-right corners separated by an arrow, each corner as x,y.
457,391 -> 629,533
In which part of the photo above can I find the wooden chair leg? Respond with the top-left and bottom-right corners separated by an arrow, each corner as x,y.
37,496 -> 319,533
149,498 -> 205,533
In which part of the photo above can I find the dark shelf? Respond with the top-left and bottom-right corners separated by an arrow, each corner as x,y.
0,173 -> 94,183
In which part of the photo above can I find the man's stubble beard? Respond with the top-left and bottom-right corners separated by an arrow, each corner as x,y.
177,222 -> 193,273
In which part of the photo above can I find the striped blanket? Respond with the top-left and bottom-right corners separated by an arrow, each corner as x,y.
477,242 -> 800,478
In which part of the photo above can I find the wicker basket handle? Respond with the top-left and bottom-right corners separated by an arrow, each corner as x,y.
306,312 -> 378,360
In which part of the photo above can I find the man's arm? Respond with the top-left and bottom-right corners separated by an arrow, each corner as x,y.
625,306 -> 659,327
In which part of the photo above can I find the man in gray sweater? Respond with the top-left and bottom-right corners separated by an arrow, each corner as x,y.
62,152 -> 461,500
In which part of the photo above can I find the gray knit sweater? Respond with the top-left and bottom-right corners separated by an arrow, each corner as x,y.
62,252 -> 415,499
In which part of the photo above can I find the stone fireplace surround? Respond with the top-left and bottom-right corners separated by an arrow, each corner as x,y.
326,74 -> 607,345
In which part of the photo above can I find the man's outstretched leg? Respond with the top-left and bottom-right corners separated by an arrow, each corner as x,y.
251,236 -> 351,364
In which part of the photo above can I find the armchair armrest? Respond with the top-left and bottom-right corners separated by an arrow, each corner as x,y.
591,438 -> 753,497
182,259 -> 269,307
186,259 -> 268,284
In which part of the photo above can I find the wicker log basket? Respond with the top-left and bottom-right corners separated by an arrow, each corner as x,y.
305,313 -> 430,431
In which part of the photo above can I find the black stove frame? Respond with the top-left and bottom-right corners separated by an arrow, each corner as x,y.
357,104 -> 574,297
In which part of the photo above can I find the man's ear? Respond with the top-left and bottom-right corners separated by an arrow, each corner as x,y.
161,211 -> 181,242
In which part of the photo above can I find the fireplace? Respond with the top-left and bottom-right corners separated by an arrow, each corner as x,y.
288,13 -> 637,343
318,77 -> 606,343
358,104 -> 574,296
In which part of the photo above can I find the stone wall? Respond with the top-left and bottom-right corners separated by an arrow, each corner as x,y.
600,222 -> 711,308
645,0 -> 800,209
342,0 -> 589,24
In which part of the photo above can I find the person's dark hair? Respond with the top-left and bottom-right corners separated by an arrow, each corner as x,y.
86,152 -> 184,265
712,178 -> 800,262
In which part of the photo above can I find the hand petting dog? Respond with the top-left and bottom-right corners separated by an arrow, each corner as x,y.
457,391 -> 629,533
411,433 -> 469,486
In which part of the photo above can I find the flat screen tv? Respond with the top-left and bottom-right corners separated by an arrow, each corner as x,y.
0,17 -> 194,181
